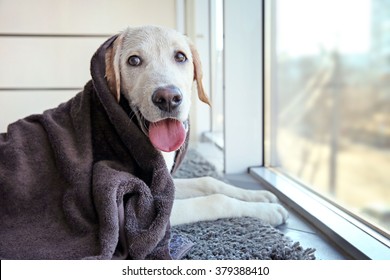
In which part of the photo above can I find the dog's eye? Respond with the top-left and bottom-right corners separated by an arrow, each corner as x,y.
174,52 -> 187,63
128,55 -> 142,66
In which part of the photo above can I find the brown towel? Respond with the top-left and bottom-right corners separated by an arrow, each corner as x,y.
0,35 -> 187,259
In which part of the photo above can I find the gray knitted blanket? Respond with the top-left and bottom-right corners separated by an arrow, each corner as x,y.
173,149 -> 316,260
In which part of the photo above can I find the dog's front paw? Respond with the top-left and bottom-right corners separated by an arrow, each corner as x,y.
242,190 -> 279,203
271,204 -> 289,226
252,190 -> 279,203
254,203 -> 289,227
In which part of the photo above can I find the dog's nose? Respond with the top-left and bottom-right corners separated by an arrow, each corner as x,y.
152,86 -> 183,112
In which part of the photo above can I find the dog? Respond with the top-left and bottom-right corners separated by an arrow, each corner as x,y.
105,25 -> 288,227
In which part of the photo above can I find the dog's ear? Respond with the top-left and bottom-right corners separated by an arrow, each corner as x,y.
190,44 -> 211,106
105,34 -> 124,102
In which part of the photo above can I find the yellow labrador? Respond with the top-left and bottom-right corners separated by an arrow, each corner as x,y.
105,25 -> 288,227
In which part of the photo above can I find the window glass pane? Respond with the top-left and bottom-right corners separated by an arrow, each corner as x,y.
271,0 -> 390,235
206,0 -> 224,149
210,0 -> 224,140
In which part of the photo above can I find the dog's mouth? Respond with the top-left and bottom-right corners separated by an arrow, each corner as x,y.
131,107 -> 188,152
148,118 -> 187,152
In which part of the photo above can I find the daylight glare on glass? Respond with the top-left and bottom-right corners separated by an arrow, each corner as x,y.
273,0 -> 390,234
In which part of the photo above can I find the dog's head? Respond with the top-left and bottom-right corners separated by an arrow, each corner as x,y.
104,26 -> 210,152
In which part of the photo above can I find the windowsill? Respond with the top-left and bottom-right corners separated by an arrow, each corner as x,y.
202,131 -> 224,150
224,172 -> 347,259
249,167 -> 390,260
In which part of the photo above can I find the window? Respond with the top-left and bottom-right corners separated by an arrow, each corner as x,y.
190,0 -> 390,259
199,0 -> 389,257
206,0 -> 224,150
266,0 -> 390,238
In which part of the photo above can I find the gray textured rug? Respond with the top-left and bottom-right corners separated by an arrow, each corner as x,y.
172,149 -> 316,260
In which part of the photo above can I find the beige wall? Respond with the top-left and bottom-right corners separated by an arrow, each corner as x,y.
0,0 -> 177,132
0,0 -> 176,34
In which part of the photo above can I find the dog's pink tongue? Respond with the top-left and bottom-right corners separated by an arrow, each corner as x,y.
149,119 -> 186,152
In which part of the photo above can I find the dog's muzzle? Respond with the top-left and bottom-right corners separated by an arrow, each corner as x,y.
146,85 -> 187,152
127,85 -> 188,153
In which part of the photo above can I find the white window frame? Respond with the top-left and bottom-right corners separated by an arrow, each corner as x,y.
223,0 -> 263,173
222,0 -> 390,259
